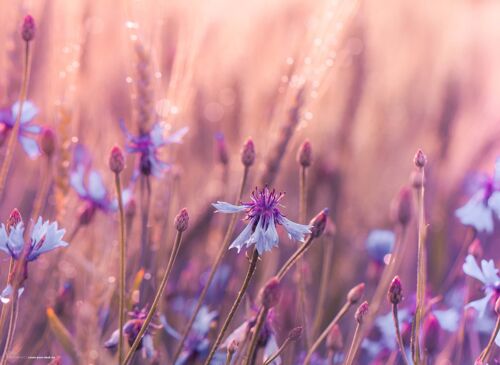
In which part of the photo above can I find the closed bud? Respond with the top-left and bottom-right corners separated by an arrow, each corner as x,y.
423,314 -> 440,355
41,128 -> 56,157
388,276 -> 403,305
260,277 -> 281,309
174,208 -> 189,232
414,149 -> 427,169
241,138 -> 255,167
392,187 -> 412,226
468,239 -> 483,260
288,326 -> 302,341
215,133 -> 229,165
309,208 -> 329,238
355,301 -> 369,324
347,283 -> 365,304
21,15 -> 35,42
109,146 -> 125,174
6,209 -> 23,234
297,140 -> 312,167
326,324 -> 343,351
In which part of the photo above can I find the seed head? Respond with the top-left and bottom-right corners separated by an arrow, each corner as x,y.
260,277 -> 281,309
388,276 -> 403,305
297,140 -> 312,167
309,208 -> 329,238
355,301 -> 369,324
347,282 -> 365,304
288,326 -> 302,341
414,149 -> 427,169
6,209 -> 23,234
326,324 -> 343,351
41,128 -> 56,157
174,208 -> 189,232
241,138 -> 255,167
21,15 -> 35,42
109,146 -> 125,174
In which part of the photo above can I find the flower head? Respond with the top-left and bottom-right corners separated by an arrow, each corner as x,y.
213,186 -> 311,255
365,229 -> 395,264
119,119 -> 188,177
0,101 -> 42,159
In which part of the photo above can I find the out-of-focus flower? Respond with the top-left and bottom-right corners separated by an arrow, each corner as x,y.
119,119 -> 188,177
455,158 -> 500,233
213,186 -> 311,254
0,101 -> 42,159
365,229 -> 395,264
463,254 -> 500,317
105,307 -> 161,360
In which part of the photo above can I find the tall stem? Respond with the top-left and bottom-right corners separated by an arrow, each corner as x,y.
203,249 -> 260,365
0,288 -> 19,365
31,158 -> 52,222
478,316 -> 500,363
344,322 -> 362,365
122,230 -> 183,365
276,235 -> 314,280
172,166 -> 249,363
311,235 -> 333,339
139,175 -> 152,304
0,260 -> 14,339
244,308 -> 268,365
115,173 -> 126,365
0,41 -> 31,199
392,304 -> 410,365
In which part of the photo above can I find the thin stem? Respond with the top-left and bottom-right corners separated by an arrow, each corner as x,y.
312,235 -> 334,339
172,166 -> 249,363
0,41 -> 31,199
478,316 -> 500,363
203,249 -> 260,365
304,301 -> 351,365
115,173 -> 126,365
344,322 -> 362,365
31,157 -> 52,222
244,308 -> 268,365
276,235 -> 314,281
392,304 -> 410,365
224,350 -> 235,365
0,288 -> 19,365
139,175 -> 152,304
0,259 -> 14,339
122,230 -> 184,365
263,337 -> 291,365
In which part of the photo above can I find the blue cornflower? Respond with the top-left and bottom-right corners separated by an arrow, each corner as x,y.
0,101 -> 42,159
463,254 -> 500,317
213,187 -> 311,255
119,119 -> 188,177
0,217 -> 67,300
455,158 -> 500,233
365,229 -> 395,264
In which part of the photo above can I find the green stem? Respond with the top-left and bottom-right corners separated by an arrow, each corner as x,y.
172,166 -> 249,363
244,308 -> 268,365
392,304 -> 410,365
115,173 -> 126,365
203,249 -> 260,365
122,230 -> 184,365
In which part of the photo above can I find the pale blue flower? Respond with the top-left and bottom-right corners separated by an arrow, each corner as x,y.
463,254 -> 500,316
365,229 -> 395,263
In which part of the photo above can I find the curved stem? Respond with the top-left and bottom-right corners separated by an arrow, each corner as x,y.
244,308 -> 268,365
0,288 -> 19,365
115,173 -> 126,365
392,304 -> 410,365
276,235 -> 314,281
344,322 -> 362,365
203,249 -> 260,365
263,337 -> 291,365
172,166 -> 249,363
478,316 -> 500,363
122,230 -> 184,365
139,175 -> 152,304
303,301 -> 351,365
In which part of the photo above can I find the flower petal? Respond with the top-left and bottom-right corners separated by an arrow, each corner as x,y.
164,126 -> 189,144
0,225 -> 10,255
433,309 -> 460,332
463,254 -> 486,283
455,193 -> 494,233
466,291 -> 494,317
263,334 -> 281,365
480,259 -> 500,285
19,135 -> 41,159
88,171 -> 107,201
12,101 -> 38,124
279,216 -> 311,242
229,222 -> 254,253
70,166 -> 88,197
212,202 -> 247,214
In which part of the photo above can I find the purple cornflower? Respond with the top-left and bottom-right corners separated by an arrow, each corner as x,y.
463,254 -> 500,317
455,158 -> 500,233
0,101 -> 42,159
119,119 -> 188,177
0,216 -> 67,301
105,307 -> 161,360
213,186 -> 311,254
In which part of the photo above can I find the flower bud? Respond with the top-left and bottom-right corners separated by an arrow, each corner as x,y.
241,138 -> 255,167
414,149 -> 427,169
288,326 -> 302,341
174,208 -> 189,232
388,276 -> 403,305
423,314 -> 440,355
78,203 -> 96,226
309,208 -> 329,239
41,128 -> 56,157
260,277 -> 281,309
355,301 -> 369,324
109,146 -> 125,174
392,187 -> 412,226
347,283 -> 365,304
21,15 -> 35,42
297,140 -> 312,167
6,208 -> 23,234
215,133 -> 229,165
326,324 -> 343,351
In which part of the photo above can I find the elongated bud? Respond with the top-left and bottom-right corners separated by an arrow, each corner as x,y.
21,15 -> 35,42
355,301 -> 369,324
309,208 -> 329,238
423,314 -> 440,355
392,187 -> 412,226
414,149 -> 427,169
288,326 -> 302,341
109,146 -> 125,174
468,239 -> 483,260
495,297 -> 500,316
326,324 -> 343,351
347,282 -> 365,304
260,277 -> 281,309
297,140 -> 312,167
215,133 -> 229,165
241,138 -> 255,167
174,208 -> 189,232
388,276 -> 403,305
6,209 -> 23,234
41,128 -> 56,157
